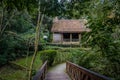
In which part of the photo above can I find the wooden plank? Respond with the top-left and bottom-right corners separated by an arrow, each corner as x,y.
45,73 -> 70,80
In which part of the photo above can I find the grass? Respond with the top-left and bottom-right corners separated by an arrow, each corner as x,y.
0,52 -> 42,80
14,52 -> 42,70
0,66 -> 26,80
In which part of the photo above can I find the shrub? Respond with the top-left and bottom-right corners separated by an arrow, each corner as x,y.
54,51 -> 72,64
39,50 -> 57,66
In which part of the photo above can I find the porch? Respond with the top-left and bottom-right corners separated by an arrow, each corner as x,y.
62,33 -> 81,44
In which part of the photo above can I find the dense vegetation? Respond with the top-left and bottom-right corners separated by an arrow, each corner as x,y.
39,50 -> 57,66
0,0 -> 120,80
0,52 -> 42,80
45,46 -> 120,80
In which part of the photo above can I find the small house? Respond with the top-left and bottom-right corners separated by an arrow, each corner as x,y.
51,18 -> 90,44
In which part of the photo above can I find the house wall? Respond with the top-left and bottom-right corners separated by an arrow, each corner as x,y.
53,33 -> 62,43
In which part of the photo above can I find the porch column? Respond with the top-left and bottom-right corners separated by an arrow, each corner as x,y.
70,33 -> 72,42
61,33 -> 63,44
79,34 -> 81,44
52,32 -> 54,43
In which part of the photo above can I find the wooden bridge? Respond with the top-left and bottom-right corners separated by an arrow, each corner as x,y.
33,61 -> 111,80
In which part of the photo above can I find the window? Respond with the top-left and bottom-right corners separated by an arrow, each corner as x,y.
72,33 -> 79,42
63,33 -> 79,42
63,33 -> 70,42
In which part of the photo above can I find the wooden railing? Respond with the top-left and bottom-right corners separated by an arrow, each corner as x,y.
66,61 -> 111,80
72,39 -> 79,42
63,39 -> 79,42
63,39 -> 70,42
33,61 -> 47,80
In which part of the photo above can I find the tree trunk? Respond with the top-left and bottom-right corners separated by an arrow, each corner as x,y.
28,0 -> 45,79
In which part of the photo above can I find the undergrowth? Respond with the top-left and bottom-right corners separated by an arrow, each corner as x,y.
0,52 -> 42,80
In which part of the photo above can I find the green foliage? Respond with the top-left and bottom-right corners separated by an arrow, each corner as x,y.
0,55 -> 7,65
73,50 -> 102,69
70,48 -> 120,80
0,53 -> 42,80
0,0 -> 66,66
45,46 -> 90,65
61,0 -> 91,19
39,50 -> 57,66
10,10 -> 33,33
14,53 -> 42,70
85,1 -> 120,79
54,49 -> 72,64
0,66 -> 27,80
0,34 -> 28,66
0,10 -> 35,66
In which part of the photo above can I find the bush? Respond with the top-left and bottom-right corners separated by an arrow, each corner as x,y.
39,50 -> 57,66
54,51 -> 72,64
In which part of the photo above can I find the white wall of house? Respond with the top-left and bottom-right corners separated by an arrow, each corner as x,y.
53,33 -> 62,43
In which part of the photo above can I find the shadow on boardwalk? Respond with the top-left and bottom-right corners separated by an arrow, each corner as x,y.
45,63 -> 71,80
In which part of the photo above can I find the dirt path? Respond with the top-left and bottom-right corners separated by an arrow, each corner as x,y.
45,63 -> 71,80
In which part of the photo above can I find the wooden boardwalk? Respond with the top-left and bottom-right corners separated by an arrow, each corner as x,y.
33,61 -> 111,80
45,63 -> 70,80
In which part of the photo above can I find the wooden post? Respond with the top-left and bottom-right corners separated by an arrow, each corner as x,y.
79,34 -> 81,45
52,32 -> 54,43
61,33 -> 63,44
70,33 -> 72,43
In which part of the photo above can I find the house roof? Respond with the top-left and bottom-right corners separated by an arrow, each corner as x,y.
51,19 -> 90,33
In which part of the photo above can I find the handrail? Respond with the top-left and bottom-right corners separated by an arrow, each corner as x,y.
66,61 -> 111,80
33,61 -> 47,80
63,39 -> 70,42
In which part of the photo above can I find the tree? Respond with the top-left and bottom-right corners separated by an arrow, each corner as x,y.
85,0 -> 120,79
28,0 -> 65,79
